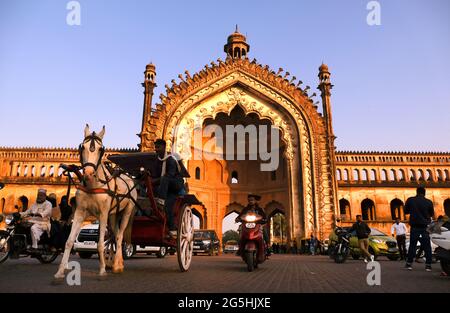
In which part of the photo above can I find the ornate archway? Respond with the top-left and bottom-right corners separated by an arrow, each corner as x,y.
140,40 -> 338,242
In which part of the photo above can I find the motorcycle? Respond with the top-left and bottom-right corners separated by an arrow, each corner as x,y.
428,220 -> 450,275
0,212 -> 66,264
332,226 -> 352,263
238,211 -> 267,272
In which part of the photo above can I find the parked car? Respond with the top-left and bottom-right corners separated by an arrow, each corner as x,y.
329,227 -> 399,260
193,229 -> 220,256
223,240 -> 239,254
73,221 -> 167,259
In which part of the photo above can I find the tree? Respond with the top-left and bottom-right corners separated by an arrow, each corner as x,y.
222,230 -> 239,245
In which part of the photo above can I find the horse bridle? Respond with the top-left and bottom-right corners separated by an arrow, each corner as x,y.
78,132 -> 105,171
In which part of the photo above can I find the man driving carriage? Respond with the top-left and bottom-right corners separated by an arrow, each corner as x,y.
20,188 -> 53,250
152,139 -> 188,237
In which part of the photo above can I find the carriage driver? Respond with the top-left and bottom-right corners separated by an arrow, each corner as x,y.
153,139 -> 186,238
21,188 -> 53,250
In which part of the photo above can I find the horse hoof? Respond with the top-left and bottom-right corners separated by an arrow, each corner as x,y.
97,273 -> 107,281
112,267 -> 124,274
51,277 -> 64,285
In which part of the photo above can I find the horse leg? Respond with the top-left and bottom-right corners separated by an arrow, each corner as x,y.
112,206 -> 133,273
97,212 -> 109,277
54,209 -> 85,280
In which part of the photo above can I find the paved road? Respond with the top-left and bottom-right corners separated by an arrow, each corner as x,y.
0,253 -> 448,293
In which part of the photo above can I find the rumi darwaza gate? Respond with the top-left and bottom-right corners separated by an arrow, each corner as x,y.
1,30 -> 449,248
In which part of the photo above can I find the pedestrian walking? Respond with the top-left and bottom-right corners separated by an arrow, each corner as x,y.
391,218 -> 408,260
349,215 -> 373,263
404,187 -> 434,271
309,233 -> 316,255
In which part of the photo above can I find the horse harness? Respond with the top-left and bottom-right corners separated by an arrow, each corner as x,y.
67,133 -> 141,214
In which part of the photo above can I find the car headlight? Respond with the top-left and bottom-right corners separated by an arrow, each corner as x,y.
370,238 -> 383,244
5,215 -> 13,225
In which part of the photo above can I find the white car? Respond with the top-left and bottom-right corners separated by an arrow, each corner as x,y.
223,240 -> 239,253
405,235 -> 438,262
73,222 -> 167,259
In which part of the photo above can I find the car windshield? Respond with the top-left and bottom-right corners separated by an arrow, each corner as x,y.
370,228 -> 387,236
194,231 -> 212,239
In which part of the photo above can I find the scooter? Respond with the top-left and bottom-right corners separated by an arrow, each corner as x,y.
429,220 -> 450,275
238,211 -> 267,272
0,212 -> 65,264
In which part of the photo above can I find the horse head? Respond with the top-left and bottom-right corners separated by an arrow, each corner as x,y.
79,124 -> 105,183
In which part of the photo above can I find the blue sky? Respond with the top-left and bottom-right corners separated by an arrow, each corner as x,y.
0,0 -> 449,152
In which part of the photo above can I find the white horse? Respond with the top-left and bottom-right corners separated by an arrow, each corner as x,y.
54,124 -> 137,280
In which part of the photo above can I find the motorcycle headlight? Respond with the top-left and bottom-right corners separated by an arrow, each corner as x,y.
244,215 -> 257,222
202,240 -> 210,245
5,215 -> 13,225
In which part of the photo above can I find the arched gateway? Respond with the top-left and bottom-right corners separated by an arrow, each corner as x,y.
138,29 -> 338,245
1,31 -> 449,242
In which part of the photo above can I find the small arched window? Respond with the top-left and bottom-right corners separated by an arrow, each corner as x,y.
40,166 -> 46,177
195,167 -> 201,180
353,169 -> 360,181
370,169 -> 376,181
336,169 -> 342,181
409,169 -> 416,181
231,171 -> 238,184
343,169 -> 349,181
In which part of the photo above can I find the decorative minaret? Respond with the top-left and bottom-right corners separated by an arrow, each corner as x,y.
317,63 -> 339,230
224,25 -> 250,59
138,62 -> 157,151
318,63 -> 333,134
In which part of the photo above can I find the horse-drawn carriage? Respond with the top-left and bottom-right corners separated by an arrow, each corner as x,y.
107,152 -> 200,272
54,125 -> 200,280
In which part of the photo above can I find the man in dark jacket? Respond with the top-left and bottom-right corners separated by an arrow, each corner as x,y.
349,215 -> 373,262
235,194 -> 268,256
153,139 -> 186,237
404,186 -> 434,271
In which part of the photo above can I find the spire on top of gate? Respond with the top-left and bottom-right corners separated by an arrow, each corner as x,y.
224,25 -> 250,60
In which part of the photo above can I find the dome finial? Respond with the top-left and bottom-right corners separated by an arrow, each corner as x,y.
224,26 -> 250,59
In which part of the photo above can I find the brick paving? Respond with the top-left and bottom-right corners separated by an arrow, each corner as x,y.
0,254 -> 448,293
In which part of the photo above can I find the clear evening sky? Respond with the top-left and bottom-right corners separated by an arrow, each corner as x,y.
0,0 -> 449,152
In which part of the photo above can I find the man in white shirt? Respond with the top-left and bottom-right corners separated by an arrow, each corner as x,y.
21,188 -> 53,249
391,218 -> 408,260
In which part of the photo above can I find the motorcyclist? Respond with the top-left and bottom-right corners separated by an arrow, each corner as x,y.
235,194 -> 268,256
20,188 -> 53,250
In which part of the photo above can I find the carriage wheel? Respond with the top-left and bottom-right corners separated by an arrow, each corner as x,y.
177,204 -> 194,272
